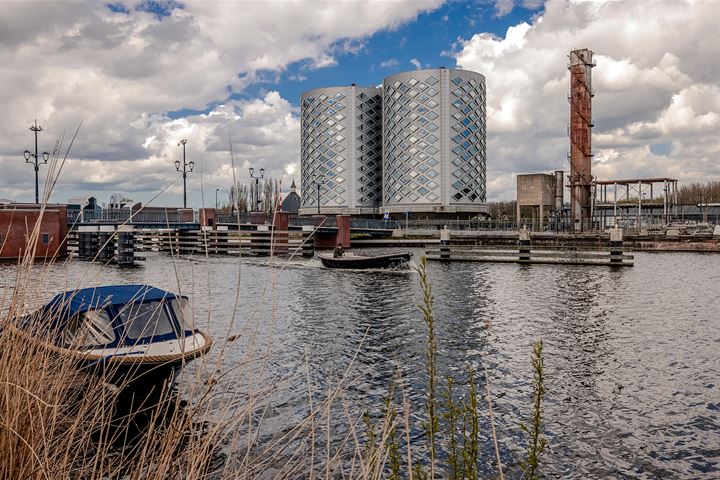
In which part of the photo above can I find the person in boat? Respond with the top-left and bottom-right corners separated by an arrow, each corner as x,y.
333,242 -> 345,258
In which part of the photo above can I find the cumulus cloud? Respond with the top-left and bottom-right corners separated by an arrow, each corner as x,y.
0,0 -> 442,205
455,0 -> 720,199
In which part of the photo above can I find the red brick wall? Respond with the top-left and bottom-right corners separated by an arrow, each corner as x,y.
0,205 -> 68,260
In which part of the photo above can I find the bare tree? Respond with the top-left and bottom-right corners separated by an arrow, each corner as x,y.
228,182 -> 251,213
677,181 -> 720,205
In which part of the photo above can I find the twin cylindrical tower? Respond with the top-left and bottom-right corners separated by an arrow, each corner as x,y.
300,68 -> 486,215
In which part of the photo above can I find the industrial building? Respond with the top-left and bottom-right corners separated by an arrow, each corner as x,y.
299,85 -> 383,215
299,67 -> 487,217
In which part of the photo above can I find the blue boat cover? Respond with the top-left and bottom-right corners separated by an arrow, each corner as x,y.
42,285 -> 176,321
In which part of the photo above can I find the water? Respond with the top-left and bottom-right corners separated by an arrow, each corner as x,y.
1,250 -> 718,478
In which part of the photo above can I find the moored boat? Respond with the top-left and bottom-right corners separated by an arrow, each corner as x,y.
10,285 -> 212,391
318,251 -> 413,269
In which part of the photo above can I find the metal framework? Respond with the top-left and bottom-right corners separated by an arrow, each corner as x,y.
592,177 -> 678,229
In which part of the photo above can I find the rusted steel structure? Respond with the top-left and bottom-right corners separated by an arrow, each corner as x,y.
592,177 -> 678,229
568,49 -> 595,232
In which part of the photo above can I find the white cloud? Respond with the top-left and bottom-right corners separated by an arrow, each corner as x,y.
380,58 -> 399,69
455,0 -> 720,200
410,58 -> 422,69
0,0 -> 442,205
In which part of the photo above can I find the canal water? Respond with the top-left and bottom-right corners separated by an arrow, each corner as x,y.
1,250 -> 718,479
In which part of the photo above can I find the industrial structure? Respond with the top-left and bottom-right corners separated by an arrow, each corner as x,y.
568,48 -> 595,232
592,177 -> 679,229
299,67 -> 487,217
299,85 -> 382,215
516,171 -> 564,230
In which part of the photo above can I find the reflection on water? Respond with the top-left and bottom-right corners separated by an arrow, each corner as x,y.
1,250 -> 719,478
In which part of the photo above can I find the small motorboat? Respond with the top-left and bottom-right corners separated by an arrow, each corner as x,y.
11,285 -> 212,390
318,251 -> 413,269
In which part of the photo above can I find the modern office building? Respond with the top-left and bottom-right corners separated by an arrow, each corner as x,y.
299,67 -> 487,217
382,68 -> 487,215
299,85 -> 382,215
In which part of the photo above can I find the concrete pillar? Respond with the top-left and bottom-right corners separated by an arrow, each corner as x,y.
199,208 -> 216,229
440,225 -> 451,260
272,211 -> 289,255
335,215 -> 351,248
609,227 -> 623,264
518,226 -> 531,262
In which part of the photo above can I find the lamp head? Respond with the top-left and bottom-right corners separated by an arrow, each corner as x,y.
178,139 -> 187,147
260,168 -> 265,178
175,160 -> 181,170
23,150 -> 31,161
249,167 -> 254,177
188,161 -> 194,172
42,152 -> 49,163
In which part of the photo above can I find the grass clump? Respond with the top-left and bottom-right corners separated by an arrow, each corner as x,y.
360,256 -> 547,479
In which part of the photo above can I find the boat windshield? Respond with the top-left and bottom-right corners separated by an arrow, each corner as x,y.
61,309 -> 115,347
116,301 -> 177,343
170,297 -> 194,333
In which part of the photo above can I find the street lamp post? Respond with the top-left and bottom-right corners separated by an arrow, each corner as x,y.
314,174 -> 326,214
175,139 -> 194,208
215,188 -> 220,210
23,120 -> 50,204
249,167 -> 264,212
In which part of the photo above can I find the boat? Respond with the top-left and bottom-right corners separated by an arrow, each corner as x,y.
10,285 -> 212,391
318,251 -> 413,269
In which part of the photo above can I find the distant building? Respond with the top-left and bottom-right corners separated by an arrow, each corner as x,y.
382,68 -> 487,216
282,179 -> 301,214
298,67 -> 488,218
67,196 -> 102,223
300,84 -> 383,215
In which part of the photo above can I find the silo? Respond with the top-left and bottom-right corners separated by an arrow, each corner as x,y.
382,68 -> 487,215
299,85 -> 382,215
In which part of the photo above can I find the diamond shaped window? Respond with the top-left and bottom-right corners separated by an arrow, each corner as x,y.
426,75 -> 438,85
452,76 -> 464,85
335,104 -> 345,110
427,87 -> 438,96
427,99 -> 438,108
408,78 -> 418,86
426,123 -> 438,132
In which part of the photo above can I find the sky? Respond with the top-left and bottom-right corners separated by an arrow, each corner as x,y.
0,0 -> 718,208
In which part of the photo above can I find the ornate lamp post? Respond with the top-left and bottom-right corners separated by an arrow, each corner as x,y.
249,167 -> 264,212
23,120 -> 50,204
313,174 -> 326,214
175,139 -> 194,208
215,188 -> 220,210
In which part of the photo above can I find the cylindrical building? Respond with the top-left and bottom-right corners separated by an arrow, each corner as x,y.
382,68 -> 487,215
299,85 -> 382,215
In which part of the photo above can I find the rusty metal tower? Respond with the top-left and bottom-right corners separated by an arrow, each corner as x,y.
568,48 -> 595,232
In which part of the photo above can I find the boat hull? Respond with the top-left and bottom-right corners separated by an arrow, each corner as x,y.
318,252 -> 413,269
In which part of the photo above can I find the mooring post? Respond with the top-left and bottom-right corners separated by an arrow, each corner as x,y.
518,225 -> 531,262
609,227 -> 623,264
440,225 -> 451,261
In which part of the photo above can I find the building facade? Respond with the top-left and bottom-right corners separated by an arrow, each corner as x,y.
299,85 -> 382,215
382,68 -> 487,215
